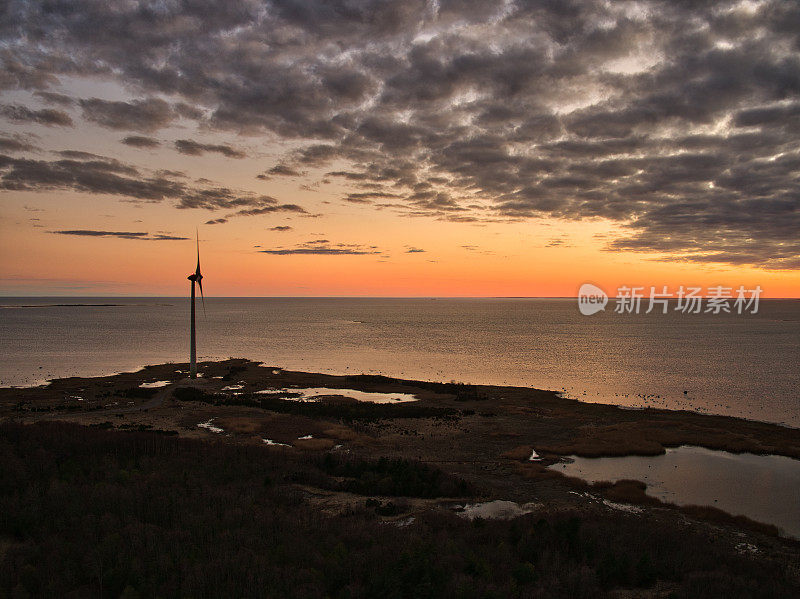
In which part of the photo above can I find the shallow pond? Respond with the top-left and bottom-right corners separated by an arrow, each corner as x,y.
256,386 -> 418,403
139,380 -> 171,388
455,500 -> 541,520
549,445 -> 800,539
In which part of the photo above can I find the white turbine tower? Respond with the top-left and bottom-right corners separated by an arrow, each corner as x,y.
187,230 -> 205,378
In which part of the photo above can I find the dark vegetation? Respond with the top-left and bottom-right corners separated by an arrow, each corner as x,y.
317,454 -> 474,498
173,386 -> 460,421
13,402 -> 91,413
116,423 -> 178,435
537,419 -> 800,460
271,450 -> 474,500
221,364 -> 248,381
11,387 -> 156,415
1,422 -> 798,598
118,387 -> 159,400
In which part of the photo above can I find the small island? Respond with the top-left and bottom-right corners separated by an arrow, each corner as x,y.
1,359 -> 798,597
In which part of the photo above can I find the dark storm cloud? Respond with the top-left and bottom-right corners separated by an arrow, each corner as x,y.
0,104 -> 72,126
733,102 -> 800,129
259,238 -> 381,255
52,230 -> 189,241
607,197 -> 800,270
326,171 -> 372,181
2,0 -> 800,268
33,91 -> 75,106
173,102 -> 205,120
270,225 -> 293,231
78,98 -> 175,132
56,150 -> 107,161
151,233 -> 190,240
231,203 -> 307,217
174,188 -> 299,213
0,134 -> 36,152
53,230 -> 148,238
174,139 -> 246,159
122,135 -> 161,148
0,152 -> 308,215
265,165 -> 303,177
0,153 -> 179,199
343,191 -> 403,204
295,145 -> 342,166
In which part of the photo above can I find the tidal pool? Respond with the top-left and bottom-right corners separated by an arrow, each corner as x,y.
549,445 -> 800,539
455,500 -> 540,520
139,380 -> 171,388
256,387 -> 418,403
197,419 -> 223,434
262,438 -> 291,447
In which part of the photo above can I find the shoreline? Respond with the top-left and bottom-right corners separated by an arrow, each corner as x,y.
2,358 -> 799,594
2,358 -> 799,460
2,359 -> 799,535
5,358 -> 799,433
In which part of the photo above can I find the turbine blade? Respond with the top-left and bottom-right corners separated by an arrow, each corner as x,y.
198,277 -> 206,316
195,228 -> 200,274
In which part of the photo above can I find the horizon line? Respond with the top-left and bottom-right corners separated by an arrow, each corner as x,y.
1,295 -> 799,300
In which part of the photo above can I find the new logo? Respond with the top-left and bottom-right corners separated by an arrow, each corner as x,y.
578,283 -> 608,315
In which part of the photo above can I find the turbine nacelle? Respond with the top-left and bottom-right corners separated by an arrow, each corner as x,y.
188,229 -> 205,379
190,230 -> 205,312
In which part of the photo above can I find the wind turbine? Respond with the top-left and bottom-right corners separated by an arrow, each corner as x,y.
187,229 -> 205,378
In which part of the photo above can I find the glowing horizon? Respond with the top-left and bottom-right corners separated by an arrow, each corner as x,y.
1,2 -> 799,297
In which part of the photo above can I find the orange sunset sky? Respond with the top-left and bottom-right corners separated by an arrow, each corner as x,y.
1,1 -> 799,297
3,171 -> 797,297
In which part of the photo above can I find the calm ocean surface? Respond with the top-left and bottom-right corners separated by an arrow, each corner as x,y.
1,297 -> 798,427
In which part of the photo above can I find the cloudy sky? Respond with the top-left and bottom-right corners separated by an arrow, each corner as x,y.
0,0 -> 798,296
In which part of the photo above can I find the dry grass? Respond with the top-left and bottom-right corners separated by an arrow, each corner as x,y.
294,437 -> 336,451
321,424 -> 377,447
581,479 -> 784,538
501,444 -> 535,460
678,504 -> 781,537
538,423 -> 667,457
321,424 -> 360,441
514,462 -> 565,481
591,480 -> 662,506
215,416 -> 266,434
535,420 -> 800,459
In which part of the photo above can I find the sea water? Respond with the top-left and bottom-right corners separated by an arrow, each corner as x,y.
1,297 -> 798,426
